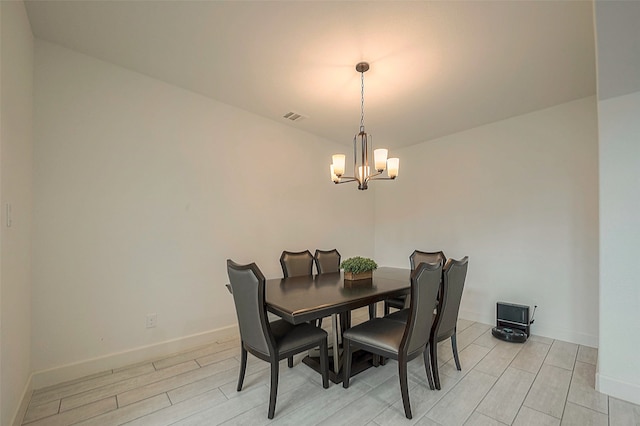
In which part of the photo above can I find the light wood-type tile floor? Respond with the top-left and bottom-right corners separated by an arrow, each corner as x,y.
21,308 -> 640,425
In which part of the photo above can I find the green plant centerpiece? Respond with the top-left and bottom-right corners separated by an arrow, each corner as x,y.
341,256 -> 378,282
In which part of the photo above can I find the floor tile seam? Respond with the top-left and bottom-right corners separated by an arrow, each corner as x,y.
506,356 -> 541,376
475,367 -> 535,426
60,363 -> 205,412
29,368 -> 155,407
215,379 -> 322,425
422,360 -> 497,423
114,390 -> 174,409
115,364 -> 242,409
543,360 -> 576,372
578,358 -> 597,367
566,395 -> 609,416
413,410 -> 446,426
461,365 -> 510,425
522,363 -> 573,421
576,348 -> 598,367
146,390 -> 232,426
456,320 -> 475,333
564,400 -> 611,419
66,404 -> 119,426
161,386 -> 261,426
100,393 -> 172,425
543,343 -> 579,372
20,398 -> 61,426
272,383 -> 368,425
479,413 -> 510,425
515,346 -> 550,422
509,405 -> 527,426
166,373 -> 234,405
327,389 -> 392,425
557,361 -> 577,422
403,376 -> 452,421
59,361 -> 199,405
150,343 -> 231,367
112,398 -> 172,426
196,354 -> 243,370
29,396 -> 118,426
31,369 -> 116,397
153,355 -> 226,371
435,342 -> 490,387
474,351 -> 521,377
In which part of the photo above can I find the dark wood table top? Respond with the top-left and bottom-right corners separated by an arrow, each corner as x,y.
266,267 -> 411,324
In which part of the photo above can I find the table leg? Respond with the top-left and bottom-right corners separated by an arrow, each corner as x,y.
331,313 -> 340,373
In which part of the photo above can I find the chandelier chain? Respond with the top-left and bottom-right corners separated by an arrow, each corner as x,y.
360,70 -> 365,132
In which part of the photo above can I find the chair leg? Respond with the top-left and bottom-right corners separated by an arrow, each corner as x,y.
287,357 -> 293,368
384,301 -> 390,316
237,345 -> 247,391
368,303 -> 376,319
319,338 -> 329,389
430,339 -> 441,390
423,344 -> 435,390
342,339 -> 352,388
399,357 -> 412,419
268,359 -> 279,419
451,333 -> 461,371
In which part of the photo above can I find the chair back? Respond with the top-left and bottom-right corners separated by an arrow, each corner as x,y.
433,257 -> 469,340
227,259 -> 274,355
314,249 -> 341,274
409,250 -> 446,271
402,261 -> 442,356
280,250 -> 314,277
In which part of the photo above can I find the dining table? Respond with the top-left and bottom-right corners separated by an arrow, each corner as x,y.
264,266 -> 411,383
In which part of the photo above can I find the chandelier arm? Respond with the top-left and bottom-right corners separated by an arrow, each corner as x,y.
367,175 -> 397,181
333,177 -> 358,184
364,169 -> 384,181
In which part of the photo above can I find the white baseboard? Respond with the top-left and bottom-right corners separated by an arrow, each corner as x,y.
597,373 -> 640,406
31,324 -> 239,390
458,309 -> 599,347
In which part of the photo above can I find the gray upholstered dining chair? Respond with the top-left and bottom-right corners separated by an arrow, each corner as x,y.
280,249 -> 319,367
383,250 -> 447,316
313,248 -> 341,274
227,259 -> 329,419
429,256 -> 468,390
313,249 -> 341,328
280,250 -> 314,278
342,261 -> 442,419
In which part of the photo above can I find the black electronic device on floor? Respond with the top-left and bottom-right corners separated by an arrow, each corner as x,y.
491,302 -> 536,343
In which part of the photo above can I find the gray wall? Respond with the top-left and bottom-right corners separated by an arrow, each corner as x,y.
0,1 -> 34,424
595,0 -> 640,406
375,97 -> 599,346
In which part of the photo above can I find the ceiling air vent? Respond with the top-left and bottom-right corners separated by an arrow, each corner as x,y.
283,111 -> 307,122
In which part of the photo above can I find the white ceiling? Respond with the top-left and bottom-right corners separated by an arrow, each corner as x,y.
24,1 -> 597,149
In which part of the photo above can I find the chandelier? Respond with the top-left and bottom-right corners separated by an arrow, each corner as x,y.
330,62 -> 399,190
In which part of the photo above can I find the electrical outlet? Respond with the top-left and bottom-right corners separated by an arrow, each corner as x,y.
146,313 -> 157,328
